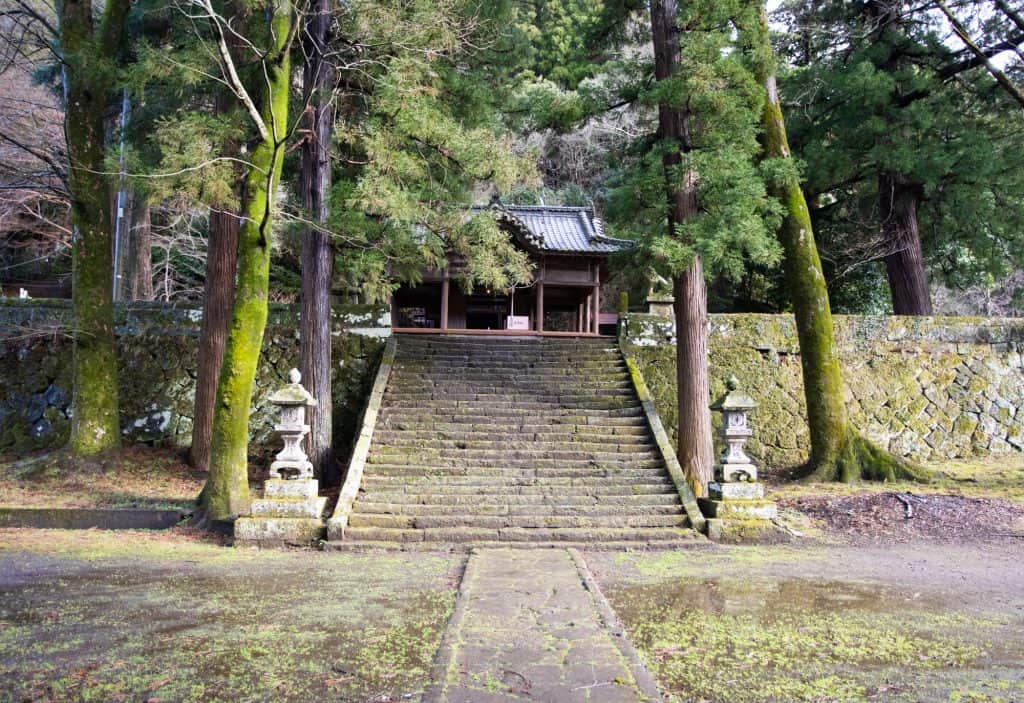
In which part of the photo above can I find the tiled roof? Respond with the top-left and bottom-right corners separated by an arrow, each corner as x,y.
475,204 -> 634,256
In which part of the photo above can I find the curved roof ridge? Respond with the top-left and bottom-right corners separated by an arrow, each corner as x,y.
472,201 -> 633,255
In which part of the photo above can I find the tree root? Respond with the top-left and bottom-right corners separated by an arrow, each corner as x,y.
804,432 -> 932,484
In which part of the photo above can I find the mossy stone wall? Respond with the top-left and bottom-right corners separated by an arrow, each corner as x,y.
0,300 -> 388,458
621,313 -> 1024,471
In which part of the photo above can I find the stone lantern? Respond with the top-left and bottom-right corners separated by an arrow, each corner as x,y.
268,368 -> 318,480
700,376 -> 777,532
235,368 -> 326,546
712,376 -> 758,484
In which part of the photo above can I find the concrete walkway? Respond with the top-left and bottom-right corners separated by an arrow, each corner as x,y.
425,548 -> 662,703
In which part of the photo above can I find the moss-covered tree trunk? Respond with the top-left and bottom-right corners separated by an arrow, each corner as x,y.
651,0 -> 714,495
745,5 -> 929,483
60,0 -> 131,456
201,1 -> 293,522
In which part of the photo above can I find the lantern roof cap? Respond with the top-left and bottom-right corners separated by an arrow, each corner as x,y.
712,376 -> 757,411
268,368 -> 318,406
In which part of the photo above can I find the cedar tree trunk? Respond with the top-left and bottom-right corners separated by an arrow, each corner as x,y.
201,1 -> 292,522
746,5 -> 929,482
879,172 -> 932,315
300,0 -> 336,483
127,198 -> 154,300
651,0 -> 714,495
60,0 -> 131,456
190,207 -> 238,471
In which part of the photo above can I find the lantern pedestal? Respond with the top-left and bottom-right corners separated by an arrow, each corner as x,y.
235,369 -> 325,547
702,378 -> 782,542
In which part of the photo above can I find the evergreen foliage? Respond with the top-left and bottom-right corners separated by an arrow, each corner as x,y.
777,0 -> 1024,311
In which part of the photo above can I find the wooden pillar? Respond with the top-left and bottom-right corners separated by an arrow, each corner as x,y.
440,276 -> 450,331
584,292 -> 591,333
592,284 -> 600,335
536,282 -> 545,332
577,301 -> 584,333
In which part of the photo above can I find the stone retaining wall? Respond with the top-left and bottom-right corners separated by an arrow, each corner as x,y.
621,313 -> 1024,471
6,301 -> 1023,471
0,300 -> 388,457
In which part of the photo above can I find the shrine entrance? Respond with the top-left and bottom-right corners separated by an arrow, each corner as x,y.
390,204 -> 631,336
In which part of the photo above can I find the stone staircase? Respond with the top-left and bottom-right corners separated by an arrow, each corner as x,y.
334,334 -> 702,547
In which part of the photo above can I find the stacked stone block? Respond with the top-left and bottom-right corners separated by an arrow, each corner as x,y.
622,313 -> 1024,471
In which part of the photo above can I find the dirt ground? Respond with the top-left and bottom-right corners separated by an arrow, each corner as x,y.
1,453 -> 1024,702
1,526 -> 1022,702
0,528 -> 462,703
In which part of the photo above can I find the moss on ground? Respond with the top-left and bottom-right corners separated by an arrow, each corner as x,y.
593,546 -> 1024,703
770,454 -> 1024,504
0,530 -> 460,702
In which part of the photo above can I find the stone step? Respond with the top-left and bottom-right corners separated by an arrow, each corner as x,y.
351,502 -> 685,517
361,474 -> 672,488
392,366 -> 626,377
353,492 -> 682,506
364,457 -> 664,470
379,417 -> 649,431
373,425 -> 650,439
391,375 -> 628,387
379,406 -> 645,420
367,447 -> 660,461
340,526 -> 696,543
346,513 -> 688,529
392,354 -> 622,364
395,347 -> 618,357
398,356 -> 625,366
382,399 -> 640,411
369,438 -> 656,452
392,372 -> 627,382
372,430 -> 651,445
384,389 -> 635,400
363,466 -> 670,479
385,385 -> 635,397
359,483 -> 676,496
